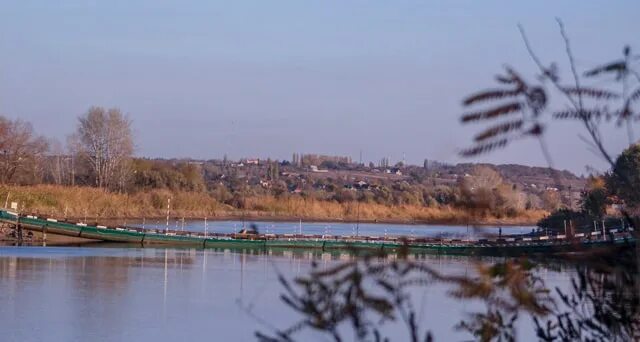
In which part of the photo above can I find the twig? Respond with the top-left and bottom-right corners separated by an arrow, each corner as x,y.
518,22 -> 616,168
557,18 -> 585,111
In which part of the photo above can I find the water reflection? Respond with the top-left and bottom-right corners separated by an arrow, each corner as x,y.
0,246 -> 571,341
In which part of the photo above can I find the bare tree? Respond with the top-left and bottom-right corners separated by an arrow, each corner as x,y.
0,116 -> 49,184
463,165 -> 503,190
76,107 -> 134,190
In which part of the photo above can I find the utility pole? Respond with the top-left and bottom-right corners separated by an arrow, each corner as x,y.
570,220 -> 574,237
17,214 -> 22,244
166,198 -> 171,233
355,200 -> 361,237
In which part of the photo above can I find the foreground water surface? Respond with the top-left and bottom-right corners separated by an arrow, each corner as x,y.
0,244 -> 573,342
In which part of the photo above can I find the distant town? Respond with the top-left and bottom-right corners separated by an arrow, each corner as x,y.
128,153 -> 586,213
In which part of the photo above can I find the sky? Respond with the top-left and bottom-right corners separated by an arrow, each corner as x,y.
1,1 -> 639,174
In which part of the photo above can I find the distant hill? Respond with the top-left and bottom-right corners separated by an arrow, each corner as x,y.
449,163 -> 585,191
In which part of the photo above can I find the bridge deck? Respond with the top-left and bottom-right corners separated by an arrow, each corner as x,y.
0,210 -> 634,255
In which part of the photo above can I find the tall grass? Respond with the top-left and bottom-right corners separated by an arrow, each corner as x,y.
0,185 -> 546,224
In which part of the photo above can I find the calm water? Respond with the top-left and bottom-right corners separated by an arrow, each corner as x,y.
0,246 -> 571,341
129,219 -> 535,238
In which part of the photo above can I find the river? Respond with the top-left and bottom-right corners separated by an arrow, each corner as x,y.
0,241 -> 573,341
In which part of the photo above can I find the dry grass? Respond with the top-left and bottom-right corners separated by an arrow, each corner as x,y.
243,196 -> 546,224
0,185 -> 546,225
0,185 -> 226,219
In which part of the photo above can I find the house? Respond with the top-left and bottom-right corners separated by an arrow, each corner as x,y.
259,180 -> 271,188
354,181 -> 369,190
390,168 -> 403,176
310,165 -> 328,173
245,158 -> 260,165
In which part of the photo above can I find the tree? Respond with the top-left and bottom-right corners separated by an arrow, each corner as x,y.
608,144 -> 640,208
179,163 -> 206,192
540,190 -> 562,211
267,161 -> 279,180
581,176 -> 608,219
464,165 -> 502,190
0,116 -> 48,184
76,107 -> 134,190
458,166 -> 504,216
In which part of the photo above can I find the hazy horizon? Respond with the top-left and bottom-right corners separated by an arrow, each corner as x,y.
2,1 -> 639,174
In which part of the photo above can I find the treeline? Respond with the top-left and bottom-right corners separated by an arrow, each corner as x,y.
1,107 -> 132,192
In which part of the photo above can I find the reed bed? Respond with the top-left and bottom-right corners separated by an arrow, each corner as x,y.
0,185 -> 545,225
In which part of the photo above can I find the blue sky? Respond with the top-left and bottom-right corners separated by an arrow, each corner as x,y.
1,1 -> 639,173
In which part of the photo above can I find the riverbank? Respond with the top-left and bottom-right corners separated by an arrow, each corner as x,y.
0,185 -> 546,226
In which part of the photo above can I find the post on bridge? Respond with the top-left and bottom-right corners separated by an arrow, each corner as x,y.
42,224 -> 47,247
11,202 -> 23,244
